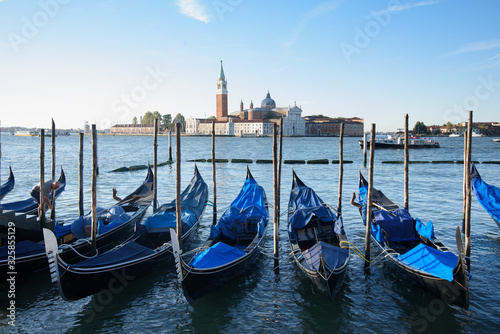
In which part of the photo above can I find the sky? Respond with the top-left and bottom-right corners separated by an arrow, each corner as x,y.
0,0 -> 499,132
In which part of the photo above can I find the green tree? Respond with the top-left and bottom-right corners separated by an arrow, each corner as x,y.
162,114 -> 172,131
413,121 -> 427,135
173,113 -> 186,132
446,121 -> 453,130
132,117 -> 137,125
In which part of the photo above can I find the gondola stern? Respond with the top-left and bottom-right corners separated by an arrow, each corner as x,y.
454,225 -> 470,309
246,165 -> 254,180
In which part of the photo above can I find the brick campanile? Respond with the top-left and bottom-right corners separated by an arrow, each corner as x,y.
216,60 -> 228,120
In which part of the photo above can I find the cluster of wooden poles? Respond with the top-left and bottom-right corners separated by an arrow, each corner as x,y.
362,112 -> 473,272
20,111 -> 474,272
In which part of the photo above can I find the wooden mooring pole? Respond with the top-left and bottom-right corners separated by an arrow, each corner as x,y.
39,129 -> 46,228
273,123 -> 279,274
175,122 -> 182,248
79,133 -> 84,216
462,133 -> 467,233
91,124 -> 98,256
212,121 -> 217,226
168,129 -> 173,162
404,114 -> 409,210
464,111 -> 473,271
364,123 -> 376,271
50,119 -> 56,223
153,118 -> 158,212
337,123 -> 344,214
363,132 -> 367,167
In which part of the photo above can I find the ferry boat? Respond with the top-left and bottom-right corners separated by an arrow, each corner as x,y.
359,132 -> 440,149
14,130 -> 39,136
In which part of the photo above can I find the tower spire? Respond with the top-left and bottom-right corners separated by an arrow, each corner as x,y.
219,60 -> 225,80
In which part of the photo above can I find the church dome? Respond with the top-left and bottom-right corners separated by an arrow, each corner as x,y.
261,91 -> 276,109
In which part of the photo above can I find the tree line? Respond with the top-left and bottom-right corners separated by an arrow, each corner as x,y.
132,111 -> 186,132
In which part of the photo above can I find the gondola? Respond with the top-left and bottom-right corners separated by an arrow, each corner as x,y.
171,167 -> 268,303
44,165 -> 208,301
288,170 -> 349,298
0,165 -> 153,281
471,162 -> 500,228
0,166 -> 15,200
0,167 -> 66,242
352,172 -> 470,309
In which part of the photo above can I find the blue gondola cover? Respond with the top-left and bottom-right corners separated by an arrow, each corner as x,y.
415,218 -> 435,239
472,164 -> 500,224
70,242 -> 155,269
189,242 -> 245,269
210,177 -> 267,240
372,208 -> 416,243
302,241 -> 349,271
397,243 -> 458,282
0,240 -> 44,258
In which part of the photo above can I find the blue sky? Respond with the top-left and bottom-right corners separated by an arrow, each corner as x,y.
1,0 -> 499,132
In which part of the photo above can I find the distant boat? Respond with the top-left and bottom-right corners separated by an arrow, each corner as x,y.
359,132 -> 440,149
449,133 -> 461,137
493,139 -> 500,142
14,130 -> 38,136
472,131 -> 484,137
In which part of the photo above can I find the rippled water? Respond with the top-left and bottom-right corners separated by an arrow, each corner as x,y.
1,134 -> 500,333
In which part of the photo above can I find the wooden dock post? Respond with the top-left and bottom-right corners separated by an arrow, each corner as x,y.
464,111 -> 473,271
168,129 -> 173,162
404,114 -> 409,210
364,123 -> 376,271
153,118 -> 158,212
175,122 -> 182,248
91,124 -> 98,256
273,123 -> 279,274
462,134 -> 467,232
337,123 -> 344,214
363,132 -> 367,167
39,129 -> 46,228
212,121 -> 217,226
78,133 -> 84,216
50,119 -> 56,223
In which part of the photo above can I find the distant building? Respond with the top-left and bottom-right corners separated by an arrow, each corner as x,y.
428,122 -> 500,136
304,116 -> 364,136
110,124 -> 154,134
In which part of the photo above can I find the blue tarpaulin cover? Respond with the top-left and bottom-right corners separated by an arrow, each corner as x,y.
415,218 -> 435,239
397,243 -> 458,282
69,206 -> 130,239
0,240 -> 44,260
210,177 -> 267,240
288,173 -> 343,239
141,169 -> 208,234
302,241 -> 349,271
189,242 -> 245,269
70,241 -> 155,269
372,208 -> 416,243
472,163 -> 500,224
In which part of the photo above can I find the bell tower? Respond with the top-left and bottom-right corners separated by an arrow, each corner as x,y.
216,60 -> 228,120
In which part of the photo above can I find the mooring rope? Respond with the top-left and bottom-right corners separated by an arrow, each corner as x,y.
59,238 -> 98,259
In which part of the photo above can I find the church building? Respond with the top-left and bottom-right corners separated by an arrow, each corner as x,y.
185,61 -> 306,136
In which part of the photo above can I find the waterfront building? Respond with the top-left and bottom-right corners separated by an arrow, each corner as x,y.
110,124 -> 155,134
305,116 -> 364,136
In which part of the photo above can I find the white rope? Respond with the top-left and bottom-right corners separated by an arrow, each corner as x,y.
59,238 -> 98,259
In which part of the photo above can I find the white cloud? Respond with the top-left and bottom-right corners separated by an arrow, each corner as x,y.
388,0 -> 442,13
443,39 -> 500,58
176,0 -> 210,23
285,0 -> 343,49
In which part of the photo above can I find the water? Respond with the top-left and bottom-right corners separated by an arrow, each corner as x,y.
1,134 -> 500,333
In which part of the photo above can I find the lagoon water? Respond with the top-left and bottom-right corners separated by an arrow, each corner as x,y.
1,134 -> 500,333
